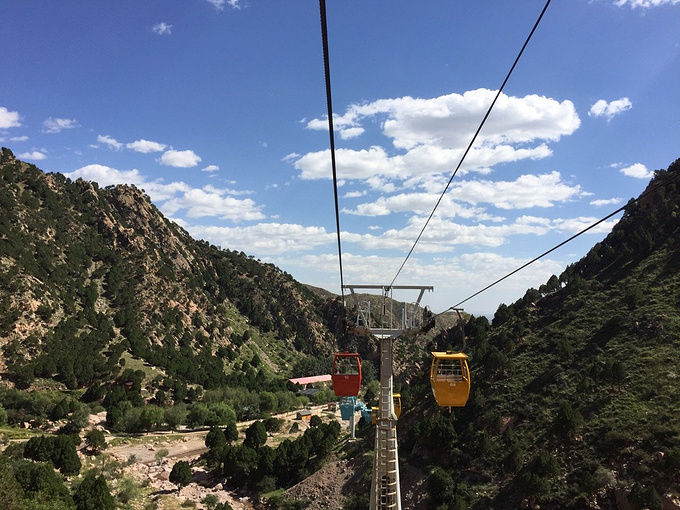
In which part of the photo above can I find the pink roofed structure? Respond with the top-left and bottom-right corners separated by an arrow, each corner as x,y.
288,374 -> 332,388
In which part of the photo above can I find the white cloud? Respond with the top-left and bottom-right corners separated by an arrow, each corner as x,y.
590,197 -> 622,207
64,164 -> 146,188
455,172 -> 582,210
206,0 -> 241,9
202,164 -> 220,172
152,22 -> 172,35
159,149 -> 202,168
342,172 -> 581,218
340,127 -> 365,140
42,117 -> 79,133
161,188 -> 265,222
187,223 -> 333,255
308,89 -> 580,150
0,107 -> 21,128
344,190 -> 366,198
10,135 -> 28,142
18,151 -> 46,161
126,139 -> 167,153
97,134 -> 123,150
588,98 -> 632,121
296,89 -> 577,187
553,216 -> 619,234
620,163 -> 654,179
613,0 -> 679,8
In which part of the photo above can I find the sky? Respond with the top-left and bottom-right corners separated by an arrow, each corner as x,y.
1,0 -> 679,318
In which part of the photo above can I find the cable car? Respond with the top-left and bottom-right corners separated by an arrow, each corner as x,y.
430,351 -> 470,407
393,394 -> 401,418
370,395 -> 401,424
339,396 -> 356,420
331,352 -> 362,397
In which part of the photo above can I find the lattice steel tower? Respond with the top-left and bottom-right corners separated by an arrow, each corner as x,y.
343,284 -> 433,510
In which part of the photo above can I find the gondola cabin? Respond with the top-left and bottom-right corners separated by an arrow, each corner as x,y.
332,352 -> 362,397
393,394 -> 402,418
339,396 -> 356,421
430,351 -> 470,407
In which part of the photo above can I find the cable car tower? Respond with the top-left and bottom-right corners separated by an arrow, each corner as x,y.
343,284 -> 433,510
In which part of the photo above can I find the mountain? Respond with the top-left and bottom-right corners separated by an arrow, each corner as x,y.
371,158 -> 680,510
0,147 -> 341,391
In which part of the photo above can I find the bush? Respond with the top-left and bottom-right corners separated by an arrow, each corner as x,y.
73,472 -> 116,510
170,461 -> 193,490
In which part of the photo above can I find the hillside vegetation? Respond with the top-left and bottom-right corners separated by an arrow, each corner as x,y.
0,147 -> 342,392
378,158 -> 680,510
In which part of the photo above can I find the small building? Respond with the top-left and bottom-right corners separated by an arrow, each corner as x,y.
296,410 -> 313,421
288,374 -> 332,390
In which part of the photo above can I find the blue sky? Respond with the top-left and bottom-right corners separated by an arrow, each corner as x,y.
1,0 -> 678,317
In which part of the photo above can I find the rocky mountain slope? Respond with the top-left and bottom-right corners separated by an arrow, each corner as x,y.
0,147 -> 337,390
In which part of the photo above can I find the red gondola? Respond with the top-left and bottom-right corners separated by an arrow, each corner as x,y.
331,352 -> 362,397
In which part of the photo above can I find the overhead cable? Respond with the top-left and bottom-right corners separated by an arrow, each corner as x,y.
452,168 -> 680,309
319,0 -> 345,303
389,0 -> 552,288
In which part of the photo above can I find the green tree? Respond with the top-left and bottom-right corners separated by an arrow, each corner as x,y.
244,421 -> 267,450
553,402 -> 584,438
53,436 -> 81,476
205,426 -> 227,450
164,404 -> 187,431
0,456 -> 24,510
169,461 -> 193,491
187,403 -> 209,428
628,482 -> 662,510
224,421 -> 239,444
201,494 -> 219,509
13,460 -> 73,507
84,429 -> 107,455
139,406 -> 165,433
72,472 -> 115,510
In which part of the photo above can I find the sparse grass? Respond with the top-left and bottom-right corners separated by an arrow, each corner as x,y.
119,352 -> 167,383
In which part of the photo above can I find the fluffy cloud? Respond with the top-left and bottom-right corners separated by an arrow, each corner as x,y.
161,188 -> 265,222
186,223 -> 334,255
590,197 -> 622,207
97,134 -> 123,150
588,98 -> 632,121
453,172 -> 582,210
206,0 -> 241,9
619,163 -> 654,179
296,90 -> 577,185
43,117 -> 79,133
127,139 -> 167,153
0,107 -> 21,128
18,151 -> 46,161
64,164 -> 146,188
553,216 -> 619,234
152,22 -> 172,35
159,149 -> 202,168
202,164 -> 220,172
307,89 -> 580,150
342,172 -> 581,219
613,0 -> 679,7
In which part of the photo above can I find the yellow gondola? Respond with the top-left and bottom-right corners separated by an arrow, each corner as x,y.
393,393 -> 401,418
430,351 -> 470,407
